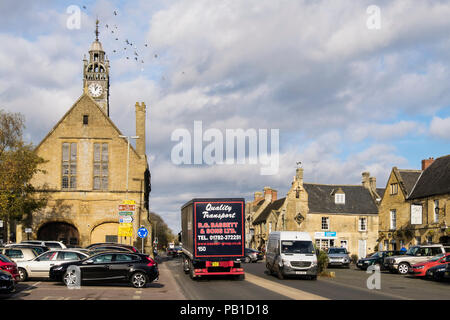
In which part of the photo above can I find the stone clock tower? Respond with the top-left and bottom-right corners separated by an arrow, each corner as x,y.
83,20 -> 110,116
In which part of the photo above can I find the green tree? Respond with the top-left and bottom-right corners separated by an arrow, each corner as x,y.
0,109 -> 48,242
148,211 -> 175,250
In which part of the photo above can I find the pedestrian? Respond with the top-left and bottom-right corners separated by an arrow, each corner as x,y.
400,246 -> 407,254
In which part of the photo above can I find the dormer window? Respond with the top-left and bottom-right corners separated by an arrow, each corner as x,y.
335,193 -> 345,204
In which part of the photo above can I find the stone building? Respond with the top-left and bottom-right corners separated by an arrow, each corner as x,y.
378,155 -> 450,249
248,168 -> 381,258
16,21 -> 152,251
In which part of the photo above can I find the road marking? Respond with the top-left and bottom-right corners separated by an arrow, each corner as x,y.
245,273 -> 328,300
32,282 -> 41,286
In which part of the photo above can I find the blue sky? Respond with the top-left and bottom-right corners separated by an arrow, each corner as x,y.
1,0 -> 450,233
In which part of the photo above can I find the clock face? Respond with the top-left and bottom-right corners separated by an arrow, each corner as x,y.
88,83 -> 103,98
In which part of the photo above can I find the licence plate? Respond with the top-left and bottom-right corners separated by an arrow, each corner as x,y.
295,271 -> 307,275
212,262 -> 219,267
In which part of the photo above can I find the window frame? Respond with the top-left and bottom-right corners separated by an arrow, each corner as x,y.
61,142 -> 77,190
321,217 -> 330,231
390,183 -> 398,195
359,217 -> 368,232
93,142 -> 109,191
390,209 -> 397,230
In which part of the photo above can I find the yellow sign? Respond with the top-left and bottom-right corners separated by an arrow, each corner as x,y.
122,200 -> 136,205
118,223 -> 133,237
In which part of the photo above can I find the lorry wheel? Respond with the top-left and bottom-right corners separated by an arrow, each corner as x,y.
266,262 -> 274,275
188,260 -> 196,280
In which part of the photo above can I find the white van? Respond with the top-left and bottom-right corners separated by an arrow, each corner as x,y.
265,231 -> 317,280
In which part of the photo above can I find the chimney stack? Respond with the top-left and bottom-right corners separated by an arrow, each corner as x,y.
421,157 -> 434,171
135,102 -> 146,157
369,176 -> 377,192
362,172 -> 370,189
254,191 -> 263,202
263,187 -> 277,202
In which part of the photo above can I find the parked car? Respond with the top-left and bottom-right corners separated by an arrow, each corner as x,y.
0,269 -> 15,294
21,240 -> 67,249
239,248 -> 263,263
425,263 -> 449,281
384,244 -> 446,275
356,251 -> 403,270
327,247 -> 351,268
6,243 -> 50,255
89,245 -> 135,253
86,243 -> 140,253
410,253 -> 450,277
0,254 -> 20,281
49,251 -> 159,288
0,247 -> 38,263
168,246 -> 182,257
445,263 -> 450,281
16,249 -> 91,281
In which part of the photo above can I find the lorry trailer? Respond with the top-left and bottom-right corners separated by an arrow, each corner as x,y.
180,198 -> 245,279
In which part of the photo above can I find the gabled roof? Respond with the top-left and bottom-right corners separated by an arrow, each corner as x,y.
408,155 -> 450,200
253,198 -> 286,224
35,93 -> 141,158
303,184 -> 378,215
393,168 -> 422,197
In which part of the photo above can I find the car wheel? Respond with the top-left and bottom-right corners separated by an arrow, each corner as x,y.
18,268 -> 28,282
63,270 -> 78,286
131,272 -> 148,288
398,263 -> 410,275
244,256 -> 250,263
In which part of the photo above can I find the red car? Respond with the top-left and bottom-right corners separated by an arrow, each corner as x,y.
0,253 -> 20,281
410,253 -> 450,277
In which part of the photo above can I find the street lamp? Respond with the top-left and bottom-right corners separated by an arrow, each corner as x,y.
119,135 -> 139,199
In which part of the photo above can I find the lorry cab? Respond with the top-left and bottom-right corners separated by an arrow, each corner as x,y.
265,231 -> 318,280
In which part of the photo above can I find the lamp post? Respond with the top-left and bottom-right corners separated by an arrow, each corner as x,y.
119,135 -> 139,245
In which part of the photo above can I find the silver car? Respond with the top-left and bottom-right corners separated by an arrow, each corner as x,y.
17,249 -> 90,281
327,247 -> 351,268
21,240 -> 67,249
0,247 -> 38,263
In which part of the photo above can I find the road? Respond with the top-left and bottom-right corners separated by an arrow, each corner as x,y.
167,255 -> 450,300
1,254 -> 449,300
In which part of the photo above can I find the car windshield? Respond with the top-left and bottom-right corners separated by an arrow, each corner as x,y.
281,241 -> 314,254
405,247 -> 419,256
430,254 -> 445,262
328,248 -> 347,254
369,252 -> 382,258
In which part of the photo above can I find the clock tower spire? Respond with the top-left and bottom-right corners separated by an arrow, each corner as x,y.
83,19 -> 110,116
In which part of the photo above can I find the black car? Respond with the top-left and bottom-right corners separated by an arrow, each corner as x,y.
426,263 -> 449,281
0,269 -> 15,294
49,251 -> 158,288
90,245 -> 135,253
356,251 -> 403,270
86,243 -> 140,253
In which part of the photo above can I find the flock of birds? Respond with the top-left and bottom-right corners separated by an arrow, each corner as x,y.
82,7 -> 158,72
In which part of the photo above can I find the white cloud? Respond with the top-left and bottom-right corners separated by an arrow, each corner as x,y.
429,116 -> 450,140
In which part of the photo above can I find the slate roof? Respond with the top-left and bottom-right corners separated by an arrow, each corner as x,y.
376,188 -> 386,199
408,155 -> 450,200
396,169 -> 422,196
303,184 -> 378,215
253,198 -> 286,224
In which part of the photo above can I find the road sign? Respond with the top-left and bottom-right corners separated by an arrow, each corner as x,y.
118,204 -> 136,211
120,216 -> 133,223
25,228 -> 32,233
119,211 -> 134,216
118,223 -> 133,237
137,227 -> 148,238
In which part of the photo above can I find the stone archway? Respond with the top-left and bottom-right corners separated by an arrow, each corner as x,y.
90,222 -> 119,244
37,222 -> 80,246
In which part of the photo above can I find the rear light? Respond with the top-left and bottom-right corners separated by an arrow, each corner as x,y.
146,256 -> 157,267
132,248 -> 137,252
